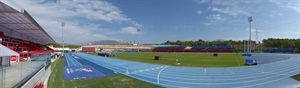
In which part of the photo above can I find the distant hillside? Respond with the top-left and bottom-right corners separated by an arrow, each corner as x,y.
87,40 -> 122,45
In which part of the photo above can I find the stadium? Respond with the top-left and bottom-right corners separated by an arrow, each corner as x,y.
0,0 -> 300,88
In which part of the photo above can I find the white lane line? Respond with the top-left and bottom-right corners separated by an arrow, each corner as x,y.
161,60 -> 298,74
130,66 -> 166,74
159,83 -> 191,88
134,65 -> 300,81
70,54 -> 82,66
227,68 -> 235,74
65,54 -> 70,66
157,66 -> 169,84
232,75 -> 291,88
261,71 -> 292,76
68,54 -> 77,66
78,53 -> 300,86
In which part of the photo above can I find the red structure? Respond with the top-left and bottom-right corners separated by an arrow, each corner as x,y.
82,47 -> 96,52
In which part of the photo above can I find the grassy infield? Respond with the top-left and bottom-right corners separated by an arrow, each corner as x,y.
113,53 -> 245,67
47,53 -> 300,88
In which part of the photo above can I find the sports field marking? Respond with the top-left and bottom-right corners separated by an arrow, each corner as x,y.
262,71 -> 296,76
73,53 -> 299,88
235,55 -> 241,66
69,54 -> 82,66
157,70 -> 299,85
157,66 -> 169,84
231,75 -> 294,88
158,65 -> 299,83
131,66 -> 165,74
227,68 -> 235,74
68,54 -> 79,66
65,55 -> 70,66
127,57 -> 299,80
66,54 -> 76,66
153,64 -> 300,81
135,67 -> 298,81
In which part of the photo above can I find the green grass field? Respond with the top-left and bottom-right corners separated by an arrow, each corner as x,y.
47,58 -> 160,88
110,52 -> 245,67
291,74 -> 300,82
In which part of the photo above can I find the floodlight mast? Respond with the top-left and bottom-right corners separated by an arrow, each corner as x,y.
137,28 -> 141,52
61,22 -> 65,57
248,17 -> 253,54
244,40 -> 246,53
256,28 -> 259,53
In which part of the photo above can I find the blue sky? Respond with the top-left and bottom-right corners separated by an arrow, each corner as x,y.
1,0 -> 300,44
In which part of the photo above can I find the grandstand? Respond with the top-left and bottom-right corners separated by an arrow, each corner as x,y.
0,1 -> 55,62
0,1 -> 55,88
152,45 -> 234,52
152,45 -> 187,52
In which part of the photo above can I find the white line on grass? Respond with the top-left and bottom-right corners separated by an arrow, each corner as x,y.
235,54 -> 241,66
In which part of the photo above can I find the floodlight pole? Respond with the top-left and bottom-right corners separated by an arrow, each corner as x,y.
256,28 -> 258,53
137,28 -> 141,52
61,22 -> 65,57
244,40 -> 246,53
248,17 -> 253,54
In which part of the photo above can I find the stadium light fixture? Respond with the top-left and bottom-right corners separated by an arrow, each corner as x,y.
61,22 -> 65,57
248,17 -> 253,54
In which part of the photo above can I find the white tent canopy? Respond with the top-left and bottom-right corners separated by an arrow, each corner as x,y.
0,44 -> 18,56
0,44 -> 19,62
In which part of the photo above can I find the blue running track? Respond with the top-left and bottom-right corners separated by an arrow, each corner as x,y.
72,53 -> 300,88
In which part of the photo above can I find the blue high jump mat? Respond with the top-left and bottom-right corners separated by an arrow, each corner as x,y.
63,65 -> 106,80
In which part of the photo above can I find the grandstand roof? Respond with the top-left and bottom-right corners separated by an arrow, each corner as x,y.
0,1 -> 55,45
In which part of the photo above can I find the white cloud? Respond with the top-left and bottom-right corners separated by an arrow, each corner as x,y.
196,0 -> 252,26
194,0 -> 209,4
209,6 -> 249,17
269,12 -> 283,17
121,27 -> 142,35
206,14 -> 225,22
203,14 -> 225,26
195,0 -> 251,17
203,22 -> 212,26
272,0 -> 300,13
208,14 -> 224,20
196,10 -> 202,14
287,2 -> 300,13
1,0 -> 142,44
